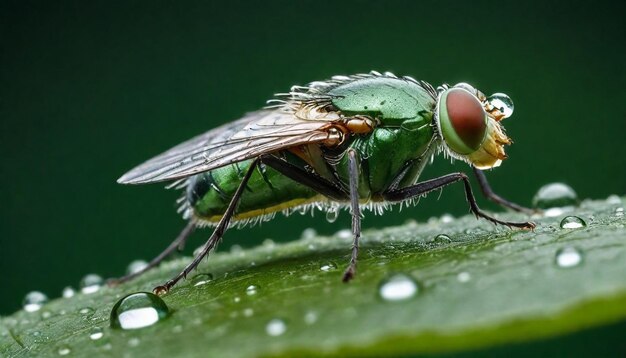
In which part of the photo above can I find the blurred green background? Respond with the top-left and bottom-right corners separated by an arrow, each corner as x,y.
1,0 -> 625,319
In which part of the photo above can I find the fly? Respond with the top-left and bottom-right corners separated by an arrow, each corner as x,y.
113,71 -> 535,295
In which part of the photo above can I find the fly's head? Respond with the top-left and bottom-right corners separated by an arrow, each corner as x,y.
434,83 -> 514,169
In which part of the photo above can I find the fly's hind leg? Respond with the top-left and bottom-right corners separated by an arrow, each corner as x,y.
152,158 -> 260,295
384,172 -> 535,229
473,167 -> 536,214
108,220 -> 196,286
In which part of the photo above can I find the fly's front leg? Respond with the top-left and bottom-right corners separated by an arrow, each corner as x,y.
472,167 -> 536,214
152,158 -> 260,295
384,172 -> 535,229
342,149 -> 362,282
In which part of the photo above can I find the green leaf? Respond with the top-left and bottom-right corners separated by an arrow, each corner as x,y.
2,197 -> 625,357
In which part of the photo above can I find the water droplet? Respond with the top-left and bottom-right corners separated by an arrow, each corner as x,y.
533,183 -> 578,209
245,285 -> 259,296
230,244 -> 243,254
457,271 -> 471,283
300,228 -> 317,239
128,337 -> 140,347
560,216 -> 586,229
110,292 -> 170,330
555,247 -> 583,268
378,274 -> 419,301
191,273 -> 213,287
440,214 -> 454,223
543,207 -> 566,217
172,325 -> 183,333
335,229 -> 352,240
57,345 -> 71,355
233,296 -> 241,303
615,207 -> 624,217
62,286 -> 75,298
265,319 -> 287,336
433,234 -> 452,244
319,262 -> 338,272
607,195 -> 622,205
78,307 -> 95,316
23,291 -> 48,312
41,310 -> 52,319
126,260 -> 148,275
243,308 -> 254,317
80,274 -> 103,294
304,311 -> 318,325
153,285 -> 168,296
262,238 -> 275,247
487,93 -> 514,118
89,327 -> 104,340
326,207 -> 339,223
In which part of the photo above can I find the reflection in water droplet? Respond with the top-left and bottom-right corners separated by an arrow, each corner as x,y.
560,216 -> 586,229
300,228 -> 317,239
487,93 -> 514,118
378,274 -> 419,301
304,311 -> 318,325
245,285 -> 259,296
23,291 -> 48,312
457,272 -> 471,283
191,273 -> 213,287
57,345 -> 71,356
266,319 -> 287,336
80,274 -> 103,294
320,262 -> 338,272
533,183 -> 578,209
326,207 -> 339,223
62,286 -> 75,298
89,327 -> 104,340
110,292 -> 170,330
555,247 -> 583,268
126,260 -> 148,275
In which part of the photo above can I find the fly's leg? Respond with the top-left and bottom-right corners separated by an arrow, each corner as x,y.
473,167 -> 535,214
108,220 -> 196,286
342,149 -> 362,282
152,158 -> 259,295
384,172 -> 535,229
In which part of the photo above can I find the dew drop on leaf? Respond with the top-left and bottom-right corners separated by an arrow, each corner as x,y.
245,285 -> 259,296
57,345 -> 71,356
560,216 -> 586,229
126,260 -> 148,275
265,318 -> 287,336
23,291 -> 48,312
555,247 -> 583,268
533,183 -> 578,210
378,274 -> 419,301
89,327 -> 104,341
191,273 -> 213,287
62,286 -> 75,298
110,292 -> 170,330
80,274 -> 103,294
320,262 -> 338,272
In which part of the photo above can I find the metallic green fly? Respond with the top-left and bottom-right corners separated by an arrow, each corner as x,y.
114,71 -> 535,295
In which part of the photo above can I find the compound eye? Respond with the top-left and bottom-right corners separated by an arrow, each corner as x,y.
438,88 -> 487,155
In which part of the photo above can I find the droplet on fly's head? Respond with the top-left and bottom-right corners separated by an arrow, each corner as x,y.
23,291 -> 48,312
487,93 -> 514,118
555,247 -> 583,268
533,183 -> 578,209
378,273 -> 419,302
560,216 -> 586,229
110,292 -> 170,330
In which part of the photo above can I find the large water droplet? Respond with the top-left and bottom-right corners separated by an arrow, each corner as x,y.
555,247 -> 583,268
110,292 -> 170,330
80,274 -> 103,294
126,260 -> 148,275
378,274 -> 419,301
265,319 -> 287,336
319,262 -> 338,272
533,183 -> 578,209
23,291 -> 48,312
245,285 -> 259,296
325,207 -> 339,223
89,327 -> 104,340
487,93 -> 514,118
191,273 -> 213,287
560,216 -> 586,229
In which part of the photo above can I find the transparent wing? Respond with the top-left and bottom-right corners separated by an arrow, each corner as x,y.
118,110 -> 340,184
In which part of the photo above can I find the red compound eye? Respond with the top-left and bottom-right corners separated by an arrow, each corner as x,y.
438,88 -> 487,154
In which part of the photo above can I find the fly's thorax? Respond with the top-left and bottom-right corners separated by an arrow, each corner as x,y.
434,83 -> 514,169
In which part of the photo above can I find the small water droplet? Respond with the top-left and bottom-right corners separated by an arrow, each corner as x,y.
440,214 -> 454,223
378,274 -> 419,302
300,228 -> 317,239
243,308 -> 254,317
126,260 -> 148,275
533,183 -> 578,209
80,274 -> 103,294
457,271 -> 471,283
555,247 -> 583,268
172,325 -> 183,333
607,195 -> 622,205
262,238 -> 275,247
57,345 -> 71,355
191,273 -> 213,287
41,310 -> 52,319
335,229 -> 352,240
615,207 -> 624,217
245,285 -> 259,296
265,319 -> 287,336
487,92 -> 514,118
78,307 -> 95,316
326,207 -> 339,223
560,216 -> 586,229
62,286 -> 75,298
319,262 -> 338,272
543,207 -> 566,217
110,292 -> 170,330
128,337 -> 140,347
433,234 -> 452,244
89,327 -> 104,340
23,291 -> 48,312
230,244 -> 243,254
304,311 -> 318,325
233,296 -> 241,303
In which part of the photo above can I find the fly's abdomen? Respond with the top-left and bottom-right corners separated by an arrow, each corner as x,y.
185,159 -> 320,223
